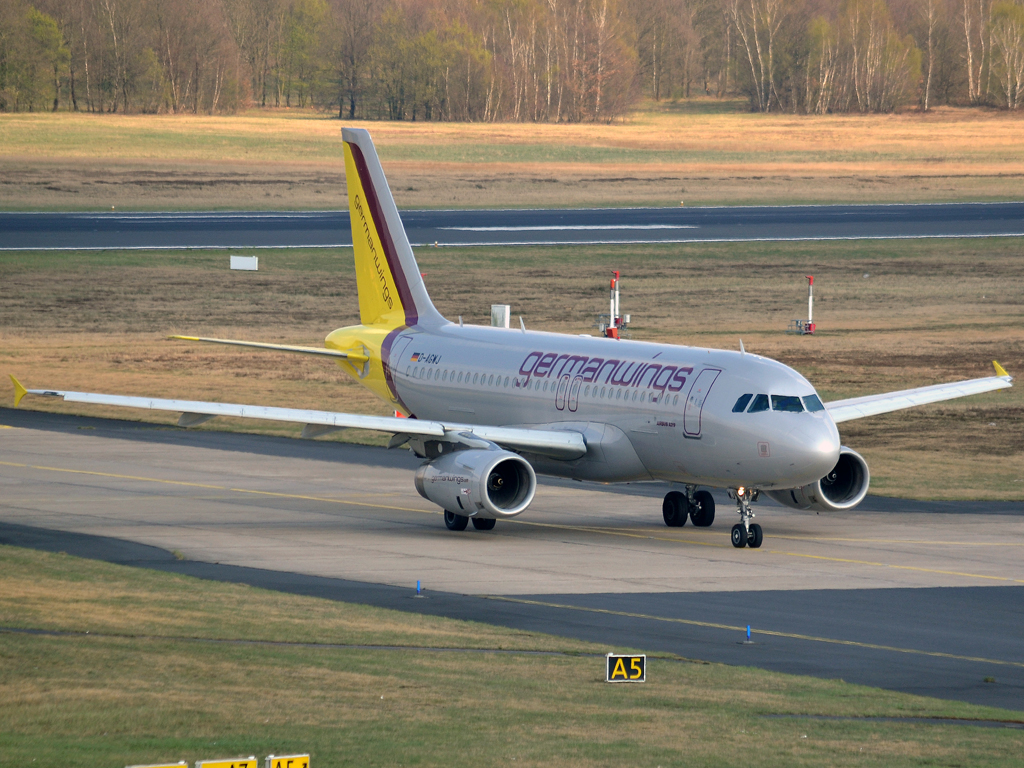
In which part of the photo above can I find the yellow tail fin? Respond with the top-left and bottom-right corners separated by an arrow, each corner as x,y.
342,128 -> 444,330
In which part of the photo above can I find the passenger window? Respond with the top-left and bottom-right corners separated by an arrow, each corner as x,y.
442,370 -> 447,381
748,394 -> 770,413
488,374 -> 494,386
673,395 -> 679,405
733,394 -> 753,412
803,394 -> 825,412
585,385 -> 590,396
504,376 -> 509,387
473,373 -> 478,384
772,395 -> 804,412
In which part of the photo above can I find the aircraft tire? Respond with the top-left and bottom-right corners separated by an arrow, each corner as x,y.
691,490 -> 716,527
748,524 -> 763,548
731,524 -> 748,548
444,511 -> 470,531
472,517 -> 496,531
662,491 -> 688,527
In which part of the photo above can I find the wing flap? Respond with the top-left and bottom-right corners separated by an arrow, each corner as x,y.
826,368 -> 1012,424
12,381 -> 587,459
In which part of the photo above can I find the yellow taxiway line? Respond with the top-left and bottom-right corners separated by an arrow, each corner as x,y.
479,595 -> 1024,670
2,460 -> 1023,586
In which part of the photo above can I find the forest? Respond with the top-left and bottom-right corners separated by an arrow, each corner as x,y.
1,0 -> 1023,118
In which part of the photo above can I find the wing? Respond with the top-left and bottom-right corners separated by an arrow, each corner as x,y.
8,377 -> 586,460
825,362 -> 1013,424
169,335 -> 368,362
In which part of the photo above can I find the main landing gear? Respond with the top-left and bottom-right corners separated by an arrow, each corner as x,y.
662,486 -> 715,528
729,487 -> 762,549
443,511 -> 496,531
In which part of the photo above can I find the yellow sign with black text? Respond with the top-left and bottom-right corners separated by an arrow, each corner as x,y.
605,653 -> 645,683
195,758 -> 258,768
265,756 -> 310,768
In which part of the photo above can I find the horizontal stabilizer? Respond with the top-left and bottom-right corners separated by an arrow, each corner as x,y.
170,335 -> 367,362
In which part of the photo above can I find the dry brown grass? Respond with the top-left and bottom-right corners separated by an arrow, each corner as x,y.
2,103 -> 1023,209
1,239 -> 1022,499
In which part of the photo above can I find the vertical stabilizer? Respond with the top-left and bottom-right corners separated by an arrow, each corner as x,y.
342,128 -> 445,329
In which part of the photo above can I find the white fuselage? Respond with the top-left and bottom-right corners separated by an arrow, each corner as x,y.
388,323 -> 841,491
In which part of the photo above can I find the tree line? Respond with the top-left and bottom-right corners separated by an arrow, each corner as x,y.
2,0 -> 1023,117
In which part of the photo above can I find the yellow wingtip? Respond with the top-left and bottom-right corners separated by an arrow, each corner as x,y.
9,375 -> 28,407
168,335 -> 200,341
993,360 -> 1009,378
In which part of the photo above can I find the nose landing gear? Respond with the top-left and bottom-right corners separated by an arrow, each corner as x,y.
730,487 -> 763,549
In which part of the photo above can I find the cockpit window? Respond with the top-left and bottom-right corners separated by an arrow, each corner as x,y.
747,394 -> 770,413
732,394 -> 753,412
772,395 -> 804,412
803,394 -> 825,412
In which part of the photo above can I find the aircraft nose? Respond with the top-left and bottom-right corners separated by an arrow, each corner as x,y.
786,418 -> 841,485
809,419 -> 842,474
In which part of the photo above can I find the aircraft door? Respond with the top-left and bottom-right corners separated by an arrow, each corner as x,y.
567,376 -> 582,412
555,375 -> 570,410
683,368 -> 721,437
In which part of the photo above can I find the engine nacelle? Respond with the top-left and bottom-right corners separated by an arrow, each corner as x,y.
414,449 -> 537,519
765,447 -> 870,512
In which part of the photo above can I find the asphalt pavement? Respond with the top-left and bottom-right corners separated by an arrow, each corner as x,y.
3,201 -> 1024,250
2,408 -> 1022,711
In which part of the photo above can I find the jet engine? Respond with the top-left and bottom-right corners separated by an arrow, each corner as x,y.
414,449 -> 537,519
765,447 -> 870,512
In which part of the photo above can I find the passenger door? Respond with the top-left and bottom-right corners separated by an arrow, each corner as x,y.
683,368 -> 721,437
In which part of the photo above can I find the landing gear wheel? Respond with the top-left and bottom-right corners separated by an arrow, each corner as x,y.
731,524 -> 748,548
748,523 -> 763,548
444,510 -> 469,531
690,490 -> 716,527
471,517 -> 496,531
662,491 -> 689,527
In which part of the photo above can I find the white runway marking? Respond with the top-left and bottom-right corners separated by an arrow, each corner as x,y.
4,232 -> 1024,252
438,224 -> 699,231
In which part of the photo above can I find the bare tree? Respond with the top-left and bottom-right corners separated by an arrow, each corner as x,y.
990,0 -> 1024,107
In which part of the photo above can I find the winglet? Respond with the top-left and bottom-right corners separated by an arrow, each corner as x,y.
9,375 -> 28,407
993,360 -> 1011,379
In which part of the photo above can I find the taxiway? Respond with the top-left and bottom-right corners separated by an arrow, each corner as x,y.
1,409 -> 1022,710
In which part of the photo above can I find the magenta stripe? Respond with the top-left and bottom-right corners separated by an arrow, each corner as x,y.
348,144 -> 419,327
380,326 -> 412,413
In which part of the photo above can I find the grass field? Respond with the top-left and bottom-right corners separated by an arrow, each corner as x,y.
2,101 -> 1023,210
2,544 -> 1023,768
2,238 -> 1021,501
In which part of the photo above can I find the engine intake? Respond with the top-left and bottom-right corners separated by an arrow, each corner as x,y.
415,449 -> 537,519
765,446 -> 870,512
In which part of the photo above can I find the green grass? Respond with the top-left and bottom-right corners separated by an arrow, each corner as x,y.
2,545 -> 1022,767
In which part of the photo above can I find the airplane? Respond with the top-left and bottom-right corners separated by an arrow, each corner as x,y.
9,128 -> 1014,548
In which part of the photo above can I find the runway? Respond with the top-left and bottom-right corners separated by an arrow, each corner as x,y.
3,201 -> 1024,250
2,408 -> 1023,710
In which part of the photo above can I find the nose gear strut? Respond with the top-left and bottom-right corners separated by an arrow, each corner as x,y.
729,487 -> 763,549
